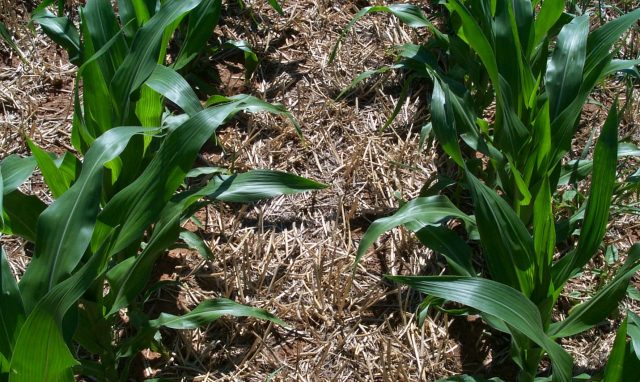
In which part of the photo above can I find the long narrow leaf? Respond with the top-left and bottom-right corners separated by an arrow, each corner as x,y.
553,102 -> 618,285
356,195 -> 474,266
549,244 -> 640,338
545,15 -> 588,120
107,169 -> 324,313
0,243 -> 24,360
173,0 -> 222,70
388,276 -> 573,382
466,172 -> 535,296
1,192 -> 46,242
110,0 -> 204,121
145,64 -> 203,116
18,127 -> 158,313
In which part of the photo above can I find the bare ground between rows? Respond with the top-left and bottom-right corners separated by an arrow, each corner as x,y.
1,1 -> 639,381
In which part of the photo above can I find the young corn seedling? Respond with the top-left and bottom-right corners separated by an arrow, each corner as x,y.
0,0 -> 325,380
339,1 -> 640,381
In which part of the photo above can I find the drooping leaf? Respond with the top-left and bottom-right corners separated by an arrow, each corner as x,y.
145,64 -> 203,117
549,244 -> 640,338
106,169 -> 324,314
388,276 -> 573,382
26,140 -> 70,199
210,170 -> 327,203
329,4 -> 441,63
0,21 -> 27,64
0,156 -> 36,195
31,10 -> 80,65
179,230 -> 213,260
1,192 -> 46,242
356,195 -> 474,266
414,225 -> 475,277
149,298 -> 285,329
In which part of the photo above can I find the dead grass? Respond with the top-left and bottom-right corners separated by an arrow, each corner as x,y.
1,1 -> 639,381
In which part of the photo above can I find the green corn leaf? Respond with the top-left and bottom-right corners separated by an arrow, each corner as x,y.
31,10 -> 81,65
18,127 -> 158,313
553,101 -> 618,286
444,0 -> 500,97
356,195 -> 474,266
558,142 -> 640,186
149,298 -> 285,329
531,176 -> 554,301
1,192 -> 46,242
9,232 -> 116,382
0,168 -> 3,227
387,276 -> 573,382
0,243 -> 24,361
267,0 -> 285,16
110,0 -> 204,121
53,152 -> 80,187
0,154 -> 36,231
438,376 -> 505,382
545,14 -> 588,121
26,140 -> 69,199
431,78 -> 464,167
494,76 -> 530,162
549,244 -> 640,338
466,172 -> 535,296
584,8 -> 640,84
82,0 -> 128,83
223,40 -> 259,81
210,170 -> 327,202
77,14 -> 112,144
494,0 -> 527,108
106,169 -> 324,314
8,311 -> 76,382
145,64 -> 203,116
96,98 -> 266,254
136,84 -> 164,128
548,8 -> 640,170
173,0 -> 222,69
179,230 -> 213,260
329,4 -> 440,63
533,0 -> 564,51
117,0 -> 138,39
31,0 -> 64,16
336,65 -> 401,100
0,21 -> 27,64
0,156 -> 36,195
117,298 -> 284,359
602,59 -> 640,79
603,316 -> 629,382
629,311 -> 640,356
414,226 -> 475,277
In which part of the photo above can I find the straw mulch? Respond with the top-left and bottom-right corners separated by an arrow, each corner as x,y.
1,1 -> 639,381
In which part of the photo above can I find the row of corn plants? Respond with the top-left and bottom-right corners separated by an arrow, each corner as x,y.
335,1 -> 640,381
0,0 -> 325,381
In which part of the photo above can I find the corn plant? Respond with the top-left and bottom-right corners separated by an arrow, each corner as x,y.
0,0 -> 324,380
339,1 -> 640,381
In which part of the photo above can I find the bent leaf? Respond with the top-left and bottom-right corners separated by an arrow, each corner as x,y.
388,275 -> 573,382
